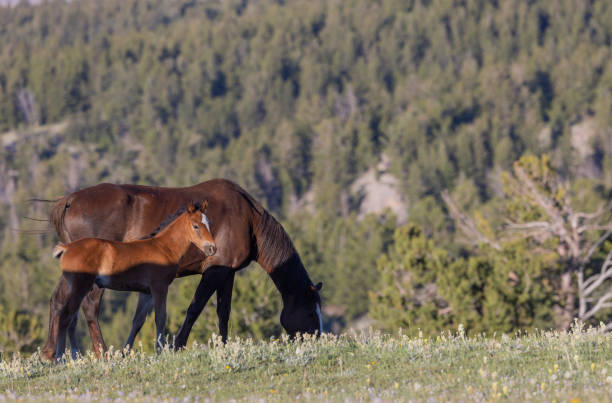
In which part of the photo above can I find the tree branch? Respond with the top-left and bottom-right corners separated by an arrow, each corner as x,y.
583,291 -> 612,321
441,190 -> 500,250
581,230 -> 612,267
582,249 -> 612,297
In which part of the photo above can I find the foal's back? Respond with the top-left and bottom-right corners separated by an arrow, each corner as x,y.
57,237 -> 178,276
56,238 -> 112,275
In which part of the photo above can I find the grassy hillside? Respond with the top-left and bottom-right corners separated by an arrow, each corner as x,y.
2,327 -> 611,402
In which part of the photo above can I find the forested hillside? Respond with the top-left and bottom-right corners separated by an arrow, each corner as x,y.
1,0 -> 611,353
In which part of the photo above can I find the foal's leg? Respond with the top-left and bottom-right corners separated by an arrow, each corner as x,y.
124,293 -> 154,350
216,270 -> 235,343
152,286 -> 169,351
174,268 -> 222,349
67,315 -> 80,359
56,275 -> 94,362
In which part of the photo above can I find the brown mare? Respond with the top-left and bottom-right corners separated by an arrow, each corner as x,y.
41,179 -> 322,361
52,201 -> 216,360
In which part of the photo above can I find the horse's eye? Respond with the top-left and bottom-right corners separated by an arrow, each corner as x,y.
193,224 -> 199,229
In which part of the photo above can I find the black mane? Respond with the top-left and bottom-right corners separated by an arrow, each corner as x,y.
140,201 -> 203,240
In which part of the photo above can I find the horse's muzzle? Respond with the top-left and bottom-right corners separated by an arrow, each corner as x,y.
203,243 -> 217,257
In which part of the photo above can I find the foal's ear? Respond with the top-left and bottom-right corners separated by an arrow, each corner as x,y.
187,201 -> 197,213
309,282 -> 323,292
200,200 -> 208,212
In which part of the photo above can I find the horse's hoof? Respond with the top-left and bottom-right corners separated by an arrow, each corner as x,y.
41,349 -> 56,362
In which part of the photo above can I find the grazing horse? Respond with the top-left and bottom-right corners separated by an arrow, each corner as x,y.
52,201 -> 216,360
41,179 -> 322,361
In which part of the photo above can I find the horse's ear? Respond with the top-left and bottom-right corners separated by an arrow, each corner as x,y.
187,201 -> 197,213
309,282 -> 322,292
200,200 -> 208,212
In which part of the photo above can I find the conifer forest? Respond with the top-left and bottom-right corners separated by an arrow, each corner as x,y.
1,0 -> 612,354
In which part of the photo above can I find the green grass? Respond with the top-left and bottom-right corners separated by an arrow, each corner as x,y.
1,324 -> 611,402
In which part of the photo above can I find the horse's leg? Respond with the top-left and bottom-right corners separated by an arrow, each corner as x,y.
67,315 -> 80,359
81,285 -> 106,358
152,286 -> 168,351
124,293 -> 154,351
42,276 -> 70,361
174,268 -> 221,349
216,270 -> 235,343
56,275 -> 93,362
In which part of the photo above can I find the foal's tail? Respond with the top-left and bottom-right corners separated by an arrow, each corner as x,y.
52,244 -> 66,259
49,196 -> 71,243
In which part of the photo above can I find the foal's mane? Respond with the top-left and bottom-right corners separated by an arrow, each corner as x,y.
140,202 -> 204,240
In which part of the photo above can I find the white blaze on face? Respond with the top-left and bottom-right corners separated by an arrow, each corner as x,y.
201,213 -> 211,233
315,302 -> 323,335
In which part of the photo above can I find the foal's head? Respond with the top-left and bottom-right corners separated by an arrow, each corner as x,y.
183,201 -> 216,257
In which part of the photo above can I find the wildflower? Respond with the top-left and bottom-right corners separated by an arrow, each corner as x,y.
570,399 -> 581,403
269,389 -> 276,393
591,363 -> 595,371
371,361 -> 376,365
394,382 -> 399,389
502,385 -> 508,395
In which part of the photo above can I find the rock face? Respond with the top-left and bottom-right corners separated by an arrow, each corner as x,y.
539,118 -> 605,179
570,118 -> 604,178
350,155 -> 408,224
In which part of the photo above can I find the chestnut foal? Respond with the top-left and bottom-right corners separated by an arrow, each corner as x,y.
52,201 -> 216,361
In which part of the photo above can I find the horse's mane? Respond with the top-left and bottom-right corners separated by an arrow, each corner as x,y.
255,209 -> 320,304
253,209 -> 299,273
140,201 -> 204,240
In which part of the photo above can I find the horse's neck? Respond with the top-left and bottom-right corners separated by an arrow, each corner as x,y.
150,216 -> 191,263
267,253 -> 311,302
253,210 -> 311,299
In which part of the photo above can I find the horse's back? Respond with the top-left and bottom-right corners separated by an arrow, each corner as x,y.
52,178 -> 263,271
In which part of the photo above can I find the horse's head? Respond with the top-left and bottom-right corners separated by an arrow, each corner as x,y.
185,201 -> 216,257
280,281 -> 323,337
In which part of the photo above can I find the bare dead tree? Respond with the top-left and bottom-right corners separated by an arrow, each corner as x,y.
443,156 -> 612,330
506,162 -> 612,330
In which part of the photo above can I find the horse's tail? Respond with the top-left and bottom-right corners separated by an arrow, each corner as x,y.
49,196 -> 72,243
52,244 -> 66,259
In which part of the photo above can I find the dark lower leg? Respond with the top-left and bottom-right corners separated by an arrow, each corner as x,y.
175,270 -> 219,349
124,293 -> 154,350
68,315 -> 80,359
152,288 -> 168,351
217,270 -> 235,343
56,278 -> 92,361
